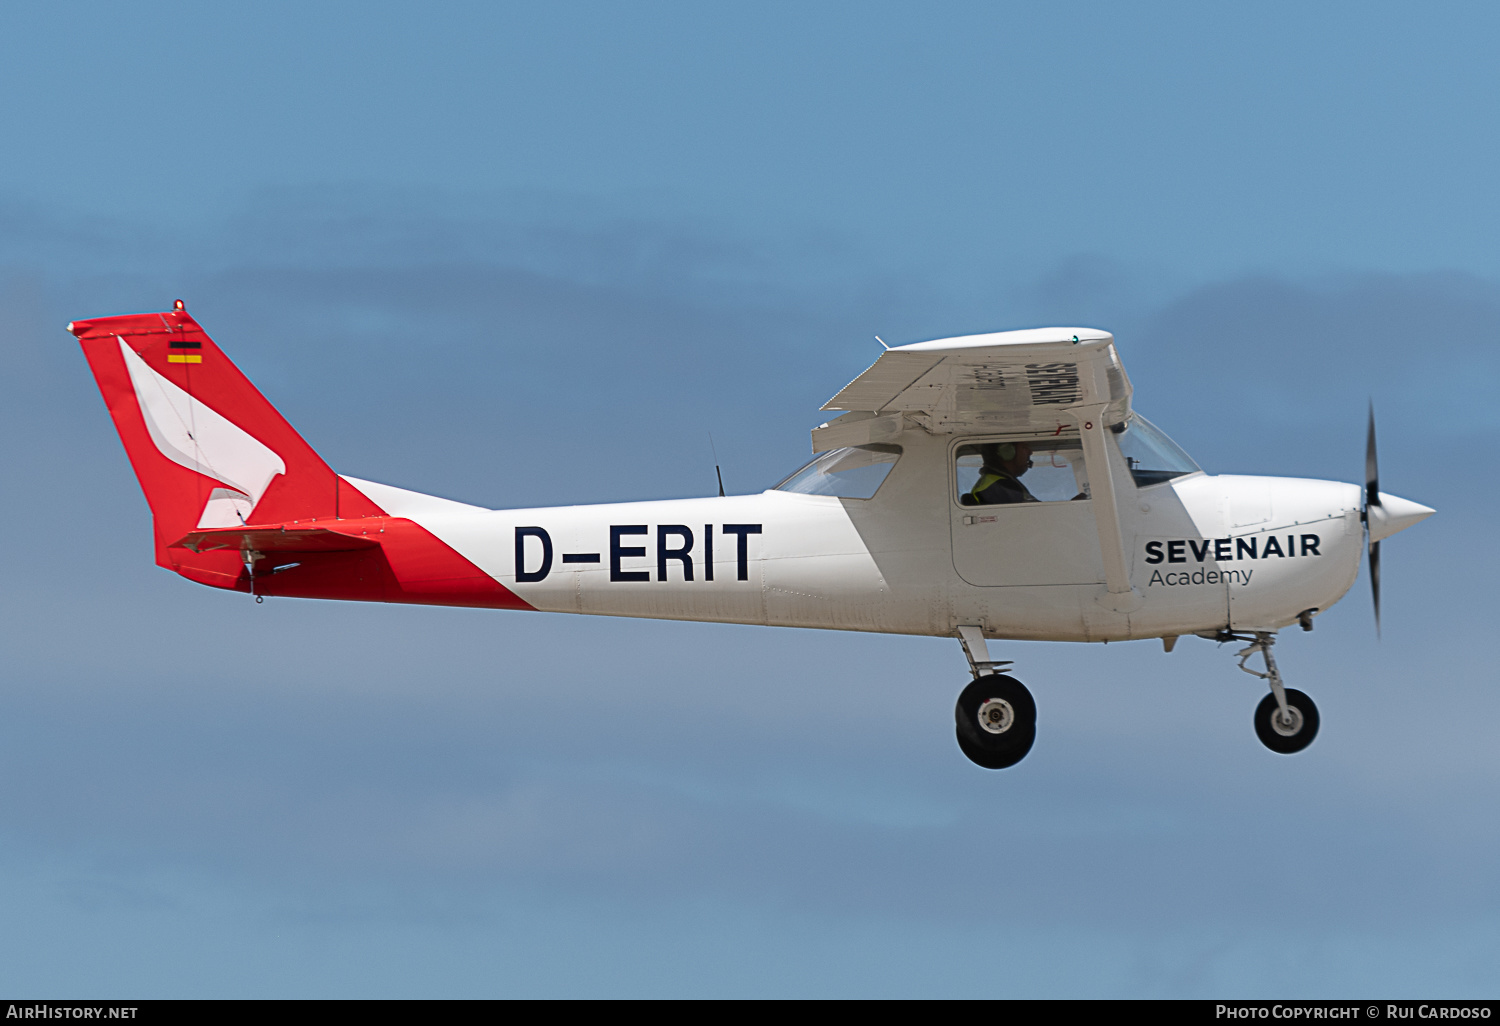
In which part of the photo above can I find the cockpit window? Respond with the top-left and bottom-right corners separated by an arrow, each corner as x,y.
956,437 -> 1089,505
1116,414 -> 1200,487
775,444 -> 901,499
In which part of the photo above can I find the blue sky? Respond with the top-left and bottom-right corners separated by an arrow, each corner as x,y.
1,1 -> 1497,997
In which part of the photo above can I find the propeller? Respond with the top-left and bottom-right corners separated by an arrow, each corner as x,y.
1364,402 -> 1381,637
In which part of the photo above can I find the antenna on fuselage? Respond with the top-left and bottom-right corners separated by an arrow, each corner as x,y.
708,433 -> 725,497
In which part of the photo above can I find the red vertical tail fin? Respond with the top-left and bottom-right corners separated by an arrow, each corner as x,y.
69,303 -> 385,582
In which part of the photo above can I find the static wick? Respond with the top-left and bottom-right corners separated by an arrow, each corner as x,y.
875,335 -> 890,350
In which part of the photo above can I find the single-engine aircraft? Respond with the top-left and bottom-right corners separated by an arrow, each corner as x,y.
70,304 -> 1435,768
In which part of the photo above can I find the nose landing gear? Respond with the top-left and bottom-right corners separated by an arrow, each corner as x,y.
1235,631 -> 1319,754
954,626 -> 1036,769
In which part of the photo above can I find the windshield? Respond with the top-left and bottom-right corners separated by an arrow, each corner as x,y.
775,444 -> 901,498
1116,414 -> 1200,486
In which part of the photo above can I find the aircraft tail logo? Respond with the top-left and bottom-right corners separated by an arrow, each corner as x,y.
117,338 -> 287,528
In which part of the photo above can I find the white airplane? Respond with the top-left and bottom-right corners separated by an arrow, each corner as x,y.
70,303 -> 1434,768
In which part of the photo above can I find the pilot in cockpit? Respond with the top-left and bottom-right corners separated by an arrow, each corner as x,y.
966,442 -> 1038,505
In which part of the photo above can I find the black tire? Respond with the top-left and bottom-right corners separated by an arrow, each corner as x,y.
1254,688 -> 1320,754
954,674 -> 1037,769
956,723 -> 1036,769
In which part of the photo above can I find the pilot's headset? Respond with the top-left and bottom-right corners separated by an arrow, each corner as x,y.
978,442 -> 1019,470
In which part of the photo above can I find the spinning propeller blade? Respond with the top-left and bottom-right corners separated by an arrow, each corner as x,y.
1365,402 -> 1381,637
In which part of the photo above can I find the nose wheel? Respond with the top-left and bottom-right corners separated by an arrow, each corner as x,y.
1254,688 -> 1319,753
1234,631 -> 1320,755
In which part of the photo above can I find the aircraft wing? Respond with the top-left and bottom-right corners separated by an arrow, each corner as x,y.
819,327 -> 1142,608
820,327 -> 1130,438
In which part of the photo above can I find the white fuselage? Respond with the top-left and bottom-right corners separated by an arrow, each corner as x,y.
350,427 -> 1366,642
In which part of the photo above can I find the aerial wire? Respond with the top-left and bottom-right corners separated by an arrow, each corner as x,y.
708,433 -> 725,497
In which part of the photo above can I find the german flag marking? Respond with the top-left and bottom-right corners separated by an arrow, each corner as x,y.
167,354 -> 203,364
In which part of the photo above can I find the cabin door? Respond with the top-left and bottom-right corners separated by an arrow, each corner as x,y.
949,437 -> 1106,587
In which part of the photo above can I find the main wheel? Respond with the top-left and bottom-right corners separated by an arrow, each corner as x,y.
1254,688 -> 1320,754
955,675 -> 1036,769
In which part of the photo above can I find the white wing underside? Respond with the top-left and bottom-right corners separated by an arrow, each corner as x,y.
820,327 -> 1132,439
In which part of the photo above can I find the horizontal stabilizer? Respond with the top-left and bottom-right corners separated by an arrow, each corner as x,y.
176,526 -> 381,554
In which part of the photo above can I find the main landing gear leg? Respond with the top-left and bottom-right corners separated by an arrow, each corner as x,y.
956,625 -> 1010,678
953,627 -> 1035,770
1236,631 -> 1320,754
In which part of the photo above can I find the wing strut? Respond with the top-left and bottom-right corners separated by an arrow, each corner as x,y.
1068,385 -> 1141,613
